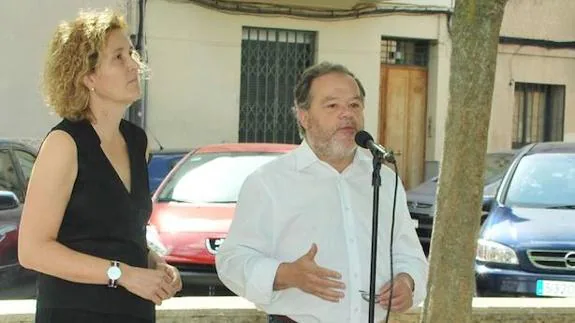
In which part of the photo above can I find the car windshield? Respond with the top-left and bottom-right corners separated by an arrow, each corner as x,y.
505,153 -> 575,208
156,151 -> 281,204
431,152 -> 514,184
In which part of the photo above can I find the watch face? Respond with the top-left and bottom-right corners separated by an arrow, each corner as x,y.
107,266 -> 122,280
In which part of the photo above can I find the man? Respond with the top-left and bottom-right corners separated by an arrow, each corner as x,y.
216,62 -> 428,323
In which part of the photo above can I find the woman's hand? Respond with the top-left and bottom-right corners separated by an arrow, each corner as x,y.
157,262 -> 183,298
119,263 -> 177,305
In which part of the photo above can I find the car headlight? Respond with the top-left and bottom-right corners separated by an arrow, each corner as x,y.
476,239 -> 518,264
146,225 -> 169,257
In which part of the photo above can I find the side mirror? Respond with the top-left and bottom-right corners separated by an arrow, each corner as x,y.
0,191 -> 20,210
482,196 -> 495,213
480,196 -> 495,225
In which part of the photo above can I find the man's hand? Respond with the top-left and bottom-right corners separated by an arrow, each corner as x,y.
274,243 -> 345,303
378,273 -> 414,312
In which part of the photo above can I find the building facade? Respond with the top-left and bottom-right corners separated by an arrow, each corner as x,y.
1,0 -> 573,189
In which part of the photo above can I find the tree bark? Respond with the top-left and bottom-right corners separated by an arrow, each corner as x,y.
420,1 -> 508,323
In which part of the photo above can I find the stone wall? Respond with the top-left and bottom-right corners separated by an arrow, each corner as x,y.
2,297 -> 575,323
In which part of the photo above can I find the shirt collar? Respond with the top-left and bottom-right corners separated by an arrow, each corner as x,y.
294,140 -> 372,171
294,140 -> 320,171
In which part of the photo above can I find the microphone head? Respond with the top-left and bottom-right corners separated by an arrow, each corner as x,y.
354,130 -> 373,149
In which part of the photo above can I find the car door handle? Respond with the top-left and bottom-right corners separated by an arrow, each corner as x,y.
0,225 -> 16,243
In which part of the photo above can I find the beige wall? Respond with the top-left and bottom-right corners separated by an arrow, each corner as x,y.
489,46 -> 575,151
501,0 -> 575,41
0,0 -> 129,143
3,0 -> 572,169
145,0 -> 449,156
488,0 -> 575,151
115,0 -> 575,178
425,15 -> 451,163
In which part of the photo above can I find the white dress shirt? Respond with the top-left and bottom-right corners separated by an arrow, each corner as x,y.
216,141 -> 428,323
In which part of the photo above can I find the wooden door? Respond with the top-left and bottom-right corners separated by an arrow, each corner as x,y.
378,65 -> 427,190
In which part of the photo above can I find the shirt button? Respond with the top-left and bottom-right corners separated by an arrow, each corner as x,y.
355,308 -> 359,313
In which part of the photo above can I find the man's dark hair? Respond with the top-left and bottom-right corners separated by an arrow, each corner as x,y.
292,62 -> 366,137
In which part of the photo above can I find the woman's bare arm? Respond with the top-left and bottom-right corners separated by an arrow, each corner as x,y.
18,130 -> 120,284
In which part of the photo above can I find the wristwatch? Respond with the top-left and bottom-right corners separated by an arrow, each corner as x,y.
107,260 -> 122,288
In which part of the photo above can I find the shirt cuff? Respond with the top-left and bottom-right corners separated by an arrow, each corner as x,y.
245,257 -> 282,305
395,268 -> 427,307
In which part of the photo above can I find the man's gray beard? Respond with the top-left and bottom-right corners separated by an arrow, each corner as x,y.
309,137 -> 356,161
329,142 -> 356,160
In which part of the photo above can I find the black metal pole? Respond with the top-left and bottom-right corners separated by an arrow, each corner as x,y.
127,0 -> 147,127
368,154 -> 382,323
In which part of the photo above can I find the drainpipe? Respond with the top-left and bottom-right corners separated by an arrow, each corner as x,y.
127,0 -> 148,128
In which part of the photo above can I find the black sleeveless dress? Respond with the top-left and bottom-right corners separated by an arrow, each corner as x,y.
34,118 -> 155,323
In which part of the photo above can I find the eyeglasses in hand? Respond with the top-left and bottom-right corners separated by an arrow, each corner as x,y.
359,290 -> 382,303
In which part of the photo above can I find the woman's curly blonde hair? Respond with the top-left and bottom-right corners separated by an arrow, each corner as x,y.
42,9 -> 148,121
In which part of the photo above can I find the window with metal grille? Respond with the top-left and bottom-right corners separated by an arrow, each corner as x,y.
512,83 -> 565,149
239,27 -> 316,144
381,38 -> 429,67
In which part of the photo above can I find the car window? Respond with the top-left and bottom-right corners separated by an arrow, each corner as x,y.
168,155 -> 184,170
0,149 -> 22,198
505,153 -> 575,208
13,149 -> 36,184
157,152 -> 280,203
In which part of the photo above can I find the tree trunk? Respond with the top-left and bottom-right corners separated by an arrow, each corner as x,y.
420,1 -> 508,323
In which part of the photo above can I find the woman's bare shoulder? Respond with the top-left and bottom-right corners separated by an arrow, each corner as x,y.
36,130 -> 78,168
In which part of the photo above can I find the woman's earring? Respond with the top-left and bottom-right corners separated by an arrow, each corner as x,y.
90,87 -> 95,92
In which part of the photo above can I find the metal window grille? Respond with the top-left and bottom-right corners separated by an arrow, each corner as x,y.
381,38 -> 429,67
239,27 -> 316,144
512,83 -> 565,149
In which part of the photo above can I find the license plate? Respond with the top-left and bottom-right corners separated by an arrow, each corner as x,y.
412,219 -> 419,229
536,280 -> 575,297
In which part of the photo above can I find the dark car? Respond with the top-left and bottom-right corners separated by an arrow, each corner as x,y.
147,149 -> 189,194
407,150 -> 517,255
476,142 -> 575,297
0,140 -> 37,288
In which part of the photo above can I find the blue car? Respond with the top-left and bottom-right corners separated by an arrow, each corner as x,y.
476,142 -> 575,297
148,149 -> 190,194
407,150 -> 517,256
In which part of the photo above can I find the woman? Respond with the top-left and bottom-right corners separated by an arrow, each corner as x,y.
18,9 -> 182,323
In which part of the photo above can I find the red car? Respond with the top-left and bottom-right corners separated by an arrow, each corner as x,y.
0,191 -> 21,289
147,143 -> 296,289
0,139 -> 37,289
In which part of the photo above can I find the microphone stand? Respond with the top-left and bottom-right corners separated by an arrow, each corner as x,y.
368,151 -> 382,323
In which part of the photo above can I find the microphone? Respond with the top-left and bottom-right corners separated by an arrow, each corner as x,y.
355,130 -> 395,163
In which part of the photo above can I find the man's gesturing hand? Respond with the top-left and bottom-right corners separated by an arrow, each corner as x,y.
274,243 -> 346,302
